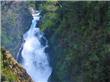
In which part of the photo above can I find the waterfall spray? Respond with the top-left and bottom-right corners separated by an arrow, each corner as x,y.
19,10 -> 52,82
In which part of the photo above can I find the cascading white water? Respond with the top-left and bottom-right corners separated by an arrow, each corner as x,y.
20,10 -> 52,82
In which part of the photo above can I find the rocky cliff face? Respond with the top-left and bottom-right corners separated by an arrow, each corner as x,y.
1,48 -> 33,82
1,1 -> 32,56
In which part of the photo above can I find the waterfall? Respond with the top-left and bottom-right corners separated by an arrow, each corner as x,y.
19,10 -> 52,82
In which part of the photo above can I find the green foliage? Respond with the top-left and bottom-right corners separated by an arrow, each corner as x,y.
0,50 -> 18,82
41,12 -> 59,31
40,1 -> 110,82
41,1 -> 58,12
2,68 -> 17,81
39,1 -> 59,32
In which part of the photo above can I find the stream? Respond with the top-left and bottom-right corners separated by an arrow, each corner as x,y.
18,10 -> 52,82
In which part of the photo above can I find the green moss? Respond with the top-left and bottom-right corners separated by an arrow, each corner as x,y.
1,50 -> 18,82
2,68 -> 17,81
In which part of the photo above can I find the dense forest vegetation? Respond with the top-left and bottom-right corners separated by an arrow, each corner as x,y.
1,1 -> 110,82
38,1 -> 110,82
